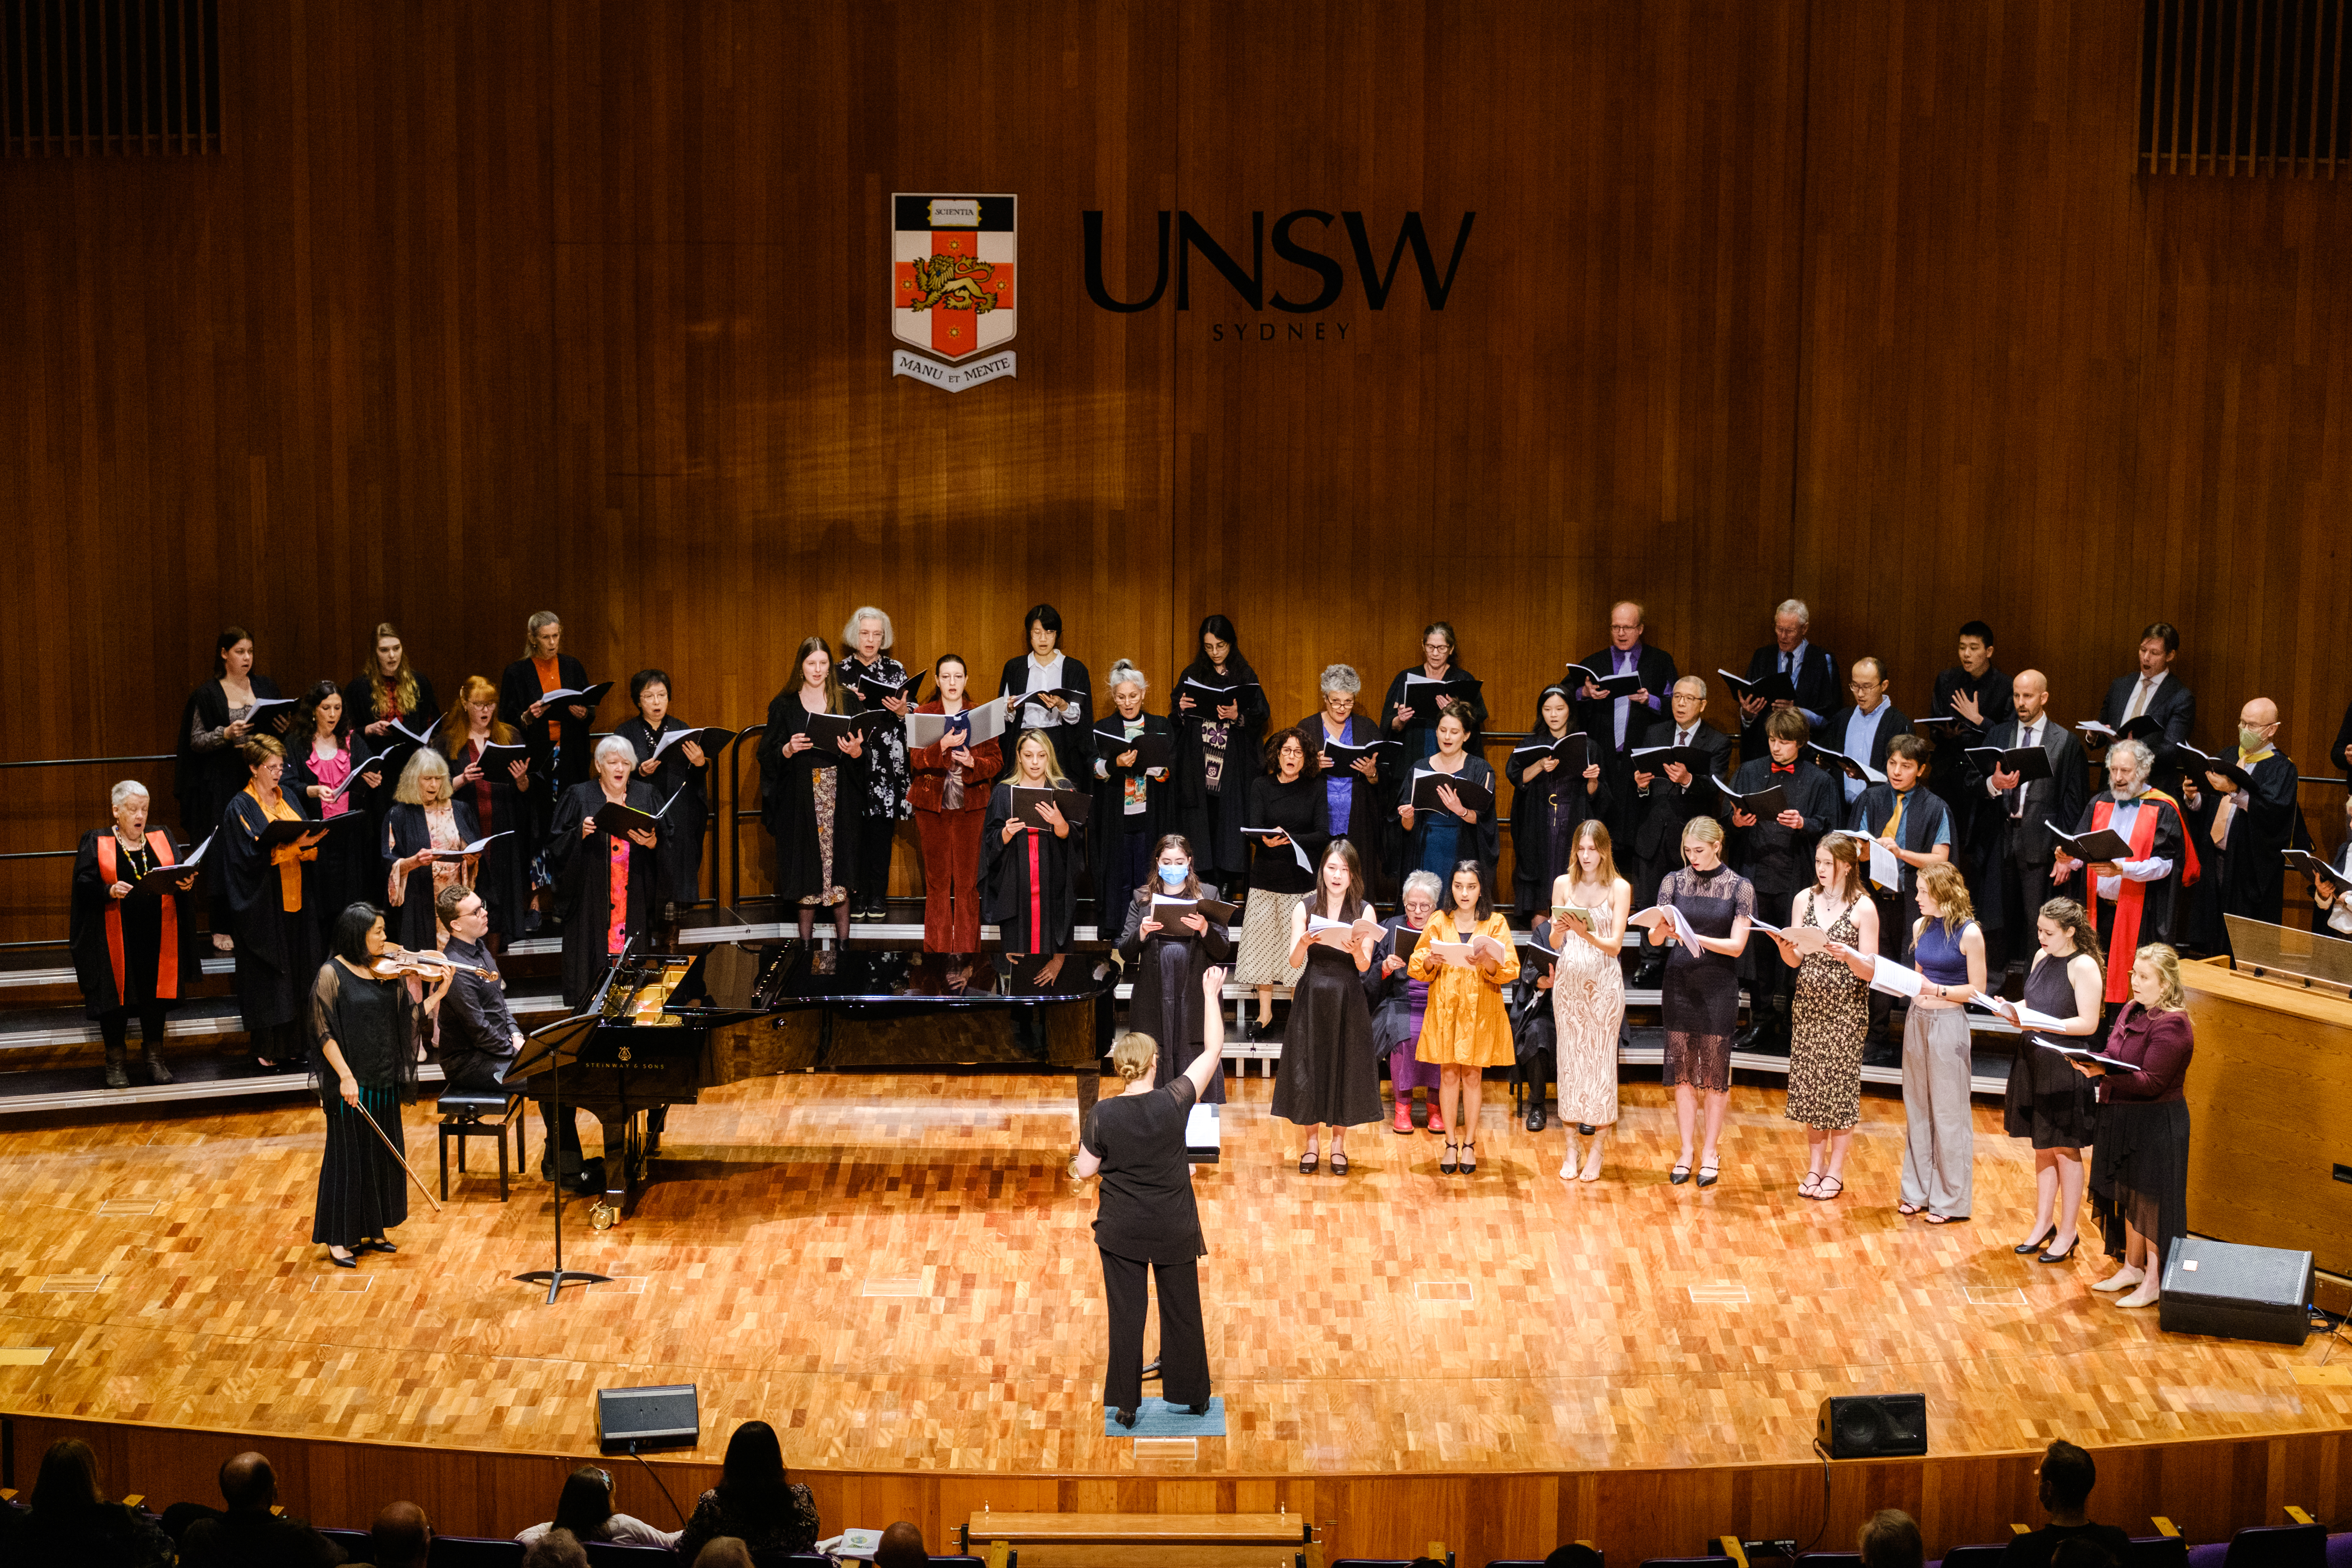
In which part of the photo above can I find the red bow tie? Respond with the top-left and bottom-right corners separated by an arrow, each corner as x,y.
1770,762 -> 1795,774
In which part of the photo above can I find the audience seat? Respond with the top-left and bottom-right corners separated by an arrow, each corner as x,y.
1794,1555 -> 1862,1568
2128,1533 -> 2191,1568
583,1542 -> 674,1565
2190,1519 -> 2329,1568
1931,1546 -> 2011,1568
2325,1532 -> 2352,1568
320,1525 -> 374,1560
429,1536 -> 528,1567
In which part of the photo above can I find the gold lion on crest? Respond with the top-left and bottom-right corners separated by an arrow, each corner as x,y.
906,253 -> 1002,315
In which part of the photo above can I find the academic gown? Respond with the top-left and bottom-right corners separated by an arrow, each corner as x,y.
1170,656 -> 1271,884
1738,642 -> 1840,761
1571,644 -> 1678,844
2187,750 -> 2300,948
449,735 -> 535,939
220,789 -> 325,1034
1377,663 -> 1489,884
1114,891 -> 1234,1104
1725,757 -> 1841,901
382,798 -> 483,952
1089,712 -> 1177,892
1395,754 -> 1501,883
69,830 -> 203,1017
1505,727 -> 1614,918
174,674 -> 285,842
995,653 -> 1095,784
340,673 -> 441,744
1631,725 -> 1733,874
498,652 -> 593,839
616,714 -> 712,909
1928,662 -> 2013,879
1295,710 -> 1388,871
1848,782 -> 1953,936
757,687 -> 870,904
979,782 -> 1081,955
2073,790 -> 2188,992
285,740 -> 379,933
545,780 -> 665,1010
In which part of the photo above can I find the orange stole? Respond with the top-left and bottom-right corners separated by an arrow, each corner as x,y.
246,785 -> 315,912
2086,796 -> 2161,1004
95,831 -> 180,1001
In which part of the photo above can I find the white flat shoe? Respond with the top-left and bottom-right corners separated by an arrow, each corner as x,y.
2092,1266 -> 2145,1293
2114,1282 -> 2161,1309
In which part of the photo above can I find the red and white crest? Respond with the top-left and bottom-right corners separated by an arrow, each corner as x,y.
891,194 -> 1017,391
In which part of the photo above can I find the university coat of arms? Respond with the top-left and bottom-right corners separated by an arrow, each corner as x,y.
891,193 -> 1017,392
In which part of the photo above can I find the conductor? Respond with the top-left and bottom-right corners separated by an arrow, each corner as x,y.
1075,964 -> 1227,1429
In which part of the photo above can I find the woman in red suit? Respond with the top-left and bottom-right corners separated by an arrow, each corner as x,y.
908,655 -> 1004,957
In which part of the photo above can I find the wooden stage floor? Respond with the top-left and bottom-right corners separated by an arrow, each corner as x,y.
0,1071 -> 2344,1476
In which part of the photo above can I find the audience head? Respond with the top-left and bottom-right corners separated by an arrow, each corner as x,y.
1847,657 -> 1888,712
2012,669 -> 2049,723
218,1450 -> 278,1513
553,1464 -> 618,1540
1765,705 -> 1810,761
2049,1540 -> 2120,1568
2037,1438 -> 2098,1513
523,1528 -> 590,1568
2137,621 -> 2180,670
2132,944 -> 2185,1013
30,1437 -> 101,1513
1773,598 -> 1810,651
875,1520 -> 930,1568
1543,1547 -> 1606,1568
371,1500 -> 434,1568
692,1540 -> 755,1568
1608,600 -> 1645,651
1957,621 -> 1996,674
1858,1507 -> 1924,1568
718,1419 -> 792,1507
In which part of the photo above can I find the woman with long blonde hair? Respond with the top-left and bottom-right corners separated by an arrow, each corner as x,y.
1550,818 -> 1631,1181
985,730 -> 1086,985
344,621 -> 436,743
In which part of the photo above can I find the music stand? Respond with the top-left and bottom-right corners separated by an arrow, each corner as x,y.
505,1010 -> 611,1302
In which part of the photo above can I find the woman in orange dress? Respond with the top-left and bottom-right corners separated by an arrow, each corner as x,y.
1405,858 -> 1519,1174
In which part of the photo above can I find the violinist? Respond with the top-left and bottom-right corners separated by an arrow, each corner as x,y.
310,903 -> 443,1270
70,781 -> 202,1087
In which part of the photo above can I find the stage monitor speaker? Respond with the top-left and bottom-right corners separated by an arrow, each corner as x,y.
598,1382 -> 699,1454
1816,1393 -> 1926,1459
2157,1235 -> 2311,1345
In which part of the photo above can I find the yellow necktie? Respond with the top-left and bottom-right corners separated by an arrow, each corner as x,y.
1877,791 -> 1907,889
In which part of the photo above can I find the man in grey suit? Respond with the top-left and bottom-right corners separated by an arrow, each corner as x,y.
1977,670 -> 2087,977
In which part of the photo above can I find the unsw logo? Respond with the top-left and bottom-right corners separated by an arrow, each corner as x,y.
891,194 -> 1017,394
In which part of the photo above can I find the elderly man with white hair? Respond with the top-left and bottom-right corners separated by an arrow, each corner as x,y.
2053,738 -> 2189,1005
70,780 -> 203,1087
1735,597 -> 1839,764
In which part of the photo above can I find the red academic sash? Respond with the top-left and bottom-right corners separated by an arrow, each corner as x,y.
2087,797 -> 2162,1004
95,831 -> 180,1001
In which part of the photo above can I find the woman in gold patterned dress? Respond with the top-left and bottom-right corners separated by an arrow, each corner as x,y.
1405,859 -> 1519,1174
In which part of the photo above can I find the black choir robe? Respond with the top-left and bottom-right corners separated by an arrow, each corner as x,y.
979,782 -> 1080,955
757,689 -> 869,904
1737,642 -> 1840,762
449,735 -> 535,939
1170,656 -> 1270,883
1394,753 -> 1501,884
219,789 -> 324,1033
382,799 -> 483,952
1571,643 -> 1678,849
1089,712 -> 1177,889
1847,781 -> 1954,937
1631,724 -> 1734,877
1113,890 -> 1234,1103
174,675 -> 285,842
2185,749 -> 2301,950
1505,727 -> 1614,917
1295,710 -> 1388,874
617,714 -> 712,909
545,780 -> 665,1011
1725,757 -> 1841,903
340,673 -> 441,742
70,830 -> 203,1017
995,653 -> 1095,785
1928,661 -> 2013,884
1962,716 -> 2088,934
498,652 -> 593,830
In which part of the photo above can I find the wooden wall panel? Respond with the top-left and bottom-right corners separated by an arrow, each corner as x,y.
9,1414 -> 2346,1562
3,0 -> 2351,943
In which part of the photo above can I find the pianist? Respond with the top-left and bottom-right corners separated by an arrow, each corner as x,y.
1075,964 -> 1227,1429
432,886 -> 520,1094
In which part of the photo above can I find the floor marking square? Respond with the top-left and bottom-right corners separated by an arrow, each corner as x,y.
1964,1286 -> 2028,1306
0,1347 -> 54,1365
1415,1279 -> 1474,1302
1688,1283 -> 1751,1304
38,1276 -> 103,1293
863,1277 -> 927,1296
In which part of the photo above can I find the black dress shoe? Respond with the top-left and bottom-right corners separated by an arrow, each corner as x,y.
2014,1226 -> 2057,1256
327,1251 -> 358,1269
103,1059 -> 130,1089
1731,1022 -> 1763,1051
1183,1401 -> 1212,1415
1113,1406 -> 1139,1429
1524,1104 -> 1547,1133
1577,1123 -> 1597,1136
358,1239 -> 398,1254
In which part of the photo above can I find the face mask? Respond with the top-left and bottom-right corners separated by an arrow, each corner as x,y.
1158,864 -> 1187,886
2239,727 -> 2269,753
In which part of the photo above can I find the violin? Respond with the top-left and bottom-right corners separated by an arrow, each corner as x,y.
370,946 -> 494,983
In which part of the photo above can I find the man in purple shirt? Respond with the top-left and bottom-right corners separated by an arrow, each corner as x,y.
1574,600 -> 1679,899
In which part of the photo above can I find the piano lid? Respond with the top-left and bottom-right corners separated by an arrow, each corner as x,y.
698,944 -> 1111,1008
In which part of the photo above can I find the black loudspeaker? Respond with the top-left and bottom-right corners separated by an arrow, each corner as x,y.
597,1383 -> 700,1454
1816,1394 -> 1927,1458
2157,1235 -> 2312,1345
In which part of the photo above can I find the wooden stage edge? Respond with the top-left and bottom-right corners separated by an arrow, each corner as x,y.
5,1412 -> 2349,1565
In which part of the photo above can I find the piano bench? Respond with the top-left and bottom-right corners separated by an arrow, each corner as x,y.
437,1091 -> 526,1202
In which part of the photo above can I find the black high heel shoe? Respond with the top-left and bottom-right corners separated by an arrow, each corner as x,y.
2038,1237 -> 2079,1264
2014,1225 -> 2058,1256
1439,1141 -> 1459,1175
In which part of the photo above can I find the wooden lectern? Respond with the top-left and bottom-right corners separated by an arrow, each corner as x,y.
2180,921 -> 2352,1277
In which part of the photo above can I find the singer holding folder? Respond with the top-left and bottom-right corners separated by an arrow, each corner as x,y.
1646,816 -> 1753,1187
498,612 -> 594,835
617,668 -> 714,912
286,681 -> 381,930
309,903 -> 442,1270
446,675 -> 535,942
1395,710 -> 1499,882
222,737 -> 330,1070
1506,686 -> 1609,919
546,737 -> 665,1011
997,603 -> 1093,787
70,781 -> 202,1088
1171,615 -> 1270,889
1405,859 -> 1518,1174
910,656 -> 1004,957
982,732 -> 1083,982
759,637 -> 869,943
1090,661 -> 1174,906
838,608 -> 913,923
1302,664 -> 1387,886
382,749 -> 480,953
1115,836 -> 1234,1104
177,627 -> 288,937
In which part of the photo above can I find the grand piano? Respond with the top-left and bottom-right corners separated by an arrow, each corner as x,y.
507,944 -> 1115,1226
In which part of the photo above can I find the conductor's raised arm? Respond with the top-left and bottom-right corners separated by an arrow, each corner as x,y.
1186,964 -> 1229,1098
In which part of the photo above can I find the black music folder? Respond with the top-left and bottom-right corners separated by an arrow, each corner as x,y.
1717,667 -> 1797,704
1009,786 -> 1093,829
1408,770 -> 1495,816
1567,664 -> 1646,699
1509,733 -> 1592,774
1093,724 -> 1172,772
2050,824 -> 2135,862
1718,782 -> 1791,820
1964,744 -> 2054,783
